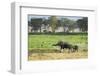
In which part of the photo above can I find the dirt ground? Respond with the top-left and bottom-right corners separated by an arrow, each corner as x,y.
28,51 -> 88,61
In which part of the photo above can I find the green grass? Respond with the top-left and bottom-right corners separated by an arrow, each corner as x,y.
28,34 -> 88,50
28,33 -> 88,60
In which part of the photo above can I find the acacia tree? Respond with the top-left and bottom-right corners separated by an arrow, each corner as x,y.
31,18 -> 43,32
67,20 -> 77,32
49,16 -> 58,32
77,17 -> 88,32
60,18 -> 76,32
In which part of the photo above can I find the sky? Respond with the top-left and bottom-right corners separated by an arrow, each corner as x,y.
28,15 -> 85,21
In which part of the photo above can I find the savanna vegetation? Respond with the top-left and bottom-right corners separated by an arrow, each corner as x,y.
28,15 -> 88,60
28,33 -> 88,60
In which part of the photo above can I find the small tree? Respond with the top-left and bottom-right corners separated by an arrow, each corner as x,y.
49,16 -> 58,32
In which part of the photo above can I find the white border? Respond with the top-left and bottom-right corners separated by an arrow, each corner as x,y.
11,2 -> 97,74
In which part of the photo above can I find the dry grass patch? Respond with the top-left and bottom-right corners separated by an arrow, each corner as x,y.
28,51 -> 88,61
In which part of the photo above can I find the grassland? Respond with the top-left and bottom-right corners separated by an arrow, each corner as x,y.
28,33 -> 88,60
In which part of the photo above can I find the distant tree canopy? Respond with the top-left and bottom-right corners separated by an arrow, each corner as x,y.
77,17 -> 88,32
30,18 -> 43,32
61,18 -> 77,32
42,18 -> 49,25
28,16 -> 88,33
57,18 -> 76,32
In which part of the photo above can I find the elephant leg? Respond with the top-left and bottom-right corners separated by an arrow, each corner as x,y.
60,46 -> 64,53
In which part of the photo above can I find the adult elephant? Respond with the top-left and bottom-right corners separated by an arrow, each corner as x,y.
52,41 -> 78,53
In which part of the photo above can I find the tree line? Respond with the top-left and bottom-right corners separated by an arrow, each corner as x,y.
28,16 -> 88,33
